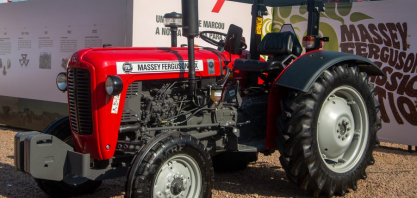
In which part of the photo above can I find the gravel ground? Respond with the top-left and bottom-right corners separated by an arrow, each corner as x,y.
1,126 -> 416,198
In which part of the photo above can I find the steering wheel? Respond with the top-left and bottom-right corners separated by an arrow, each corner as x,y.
200,31 -> 226,47
199,31 -> 247,50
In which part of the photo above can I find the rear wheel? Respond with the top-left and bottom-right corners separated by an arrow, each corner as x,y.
35,117 -> 102,198
125,132 -> 214,198
278,64 -> 381,197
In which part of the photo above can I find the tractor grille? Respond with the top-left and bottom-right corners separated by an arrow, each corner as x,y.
68,68 -> 93,135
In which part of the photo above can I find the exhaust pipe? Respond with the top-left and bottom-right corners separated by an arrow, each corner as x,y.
181,0 -> 199,94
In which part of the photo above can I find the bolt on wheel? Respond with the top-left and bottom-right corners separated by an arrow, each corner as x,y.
317,85 -> 369,173
125,132 -> 213,198
154,155 -> 202,198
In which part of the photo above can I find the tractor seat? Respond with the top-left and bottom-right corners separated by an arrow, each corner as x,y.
258,31 -> 302,57
234,32 -> 302,72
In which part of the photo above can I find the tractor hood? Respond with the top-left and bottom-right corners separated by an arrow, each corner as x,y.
67,47 -> 226,160
77,47 -> 225,80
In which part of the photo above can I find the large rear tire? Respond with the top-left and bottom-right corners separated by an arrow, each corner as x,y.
35,117 -> 102,198
125,132 -> 214,198
278,64 -> 381,197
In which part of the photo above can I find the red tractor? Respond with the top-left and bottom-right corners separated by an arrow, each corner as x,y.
14,0 -> 382,197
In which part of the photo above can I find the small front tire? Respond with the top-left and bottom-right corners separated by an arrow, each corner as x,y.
125,132 -> 214,198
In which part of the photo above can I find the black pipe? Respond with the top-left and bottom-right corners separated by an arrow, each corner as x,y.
181,0 -> 199,95
171,27 -> 178,47
181,0 -> 199,37
119,124 -> 141,133
249,0 -> 262,61
248,0 -> 265,85
187,38 -> 196,95
142,123 -> 220,132
307,0 -> 320,36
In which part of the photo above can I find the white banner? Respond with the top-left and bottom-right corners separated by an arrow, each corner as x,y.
132,0 -> 254,47
0,0 -> 268,103
0,0 -> 130,103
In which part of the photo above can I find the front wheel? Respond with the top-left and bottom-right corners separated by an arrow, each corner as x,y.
125,132 -> 214,198
279,64 -> 381,197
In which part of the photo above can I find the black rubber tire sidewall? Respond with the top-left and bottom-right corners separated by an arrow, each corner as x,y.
279,65 -> 380,197
125,132 -> 214,198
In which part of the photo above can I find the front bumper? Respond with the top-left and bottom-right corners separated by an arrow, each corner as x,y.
14,132 -> 99,181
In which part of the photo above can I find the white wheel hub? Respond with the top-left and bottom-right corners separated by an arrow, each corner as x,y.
318,96 -> 355,159
154,155 -> 201,198
317,86 -> 369,173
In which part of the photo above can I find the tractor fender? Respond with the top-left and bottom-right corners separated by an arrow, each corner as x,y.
275,50 -> 383,92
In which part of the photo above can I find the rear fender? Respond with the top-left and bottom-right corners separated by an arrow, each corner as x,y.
265,50 -> 383,150
274,50 -> 383,92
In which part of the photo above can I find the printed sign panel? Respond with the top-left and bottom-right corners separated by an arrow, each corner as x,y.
131,0 -> 257,48
0,0 -> 270,103
0,0 -> 129,103
272,0 -> 417,145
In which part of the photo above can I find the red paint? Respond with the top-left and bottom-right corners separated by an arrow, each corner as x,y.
68,44 -> 324,158
265,49 -> 323,150
68,47 -> 236,160
264,85 -> 281,150
212,0 -> 225,13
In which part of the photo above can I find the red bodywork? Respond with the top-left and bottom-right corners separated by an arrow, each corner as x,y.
68,47 -> 243,160
67,46 -> 314,160
264,50 -> 322,150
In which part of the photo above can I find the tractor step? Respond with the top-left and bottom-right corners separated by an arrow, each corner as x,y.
238,140 -> 265,152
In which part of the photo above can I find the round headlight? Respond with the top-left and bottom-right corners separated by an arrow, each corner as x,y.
105,76 -> 123,96
56,72 -> 67,92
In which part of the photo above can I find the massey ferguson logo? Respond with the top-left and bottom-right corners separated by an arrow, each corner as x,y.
19,54 -> 29,67
116,60 -> 204,75
122,62 -> 133,74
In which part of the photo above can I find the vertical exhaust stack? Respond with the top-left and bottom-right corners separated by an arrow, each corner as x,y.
181,0 -> 199,94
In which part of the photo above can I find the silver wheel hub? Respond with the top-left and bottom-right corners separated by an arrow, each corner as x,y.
317,86 -> 369,173
154,155 -> 201,198
318,96 -> 355,159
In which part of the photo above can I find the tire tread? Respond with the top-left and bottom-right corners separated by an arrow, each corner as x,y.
278,64 -> 381,197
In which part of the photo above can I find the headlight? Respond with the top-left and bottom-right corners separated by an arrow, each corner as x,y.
56,72 -> 67,92
105,76 -> 123,96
